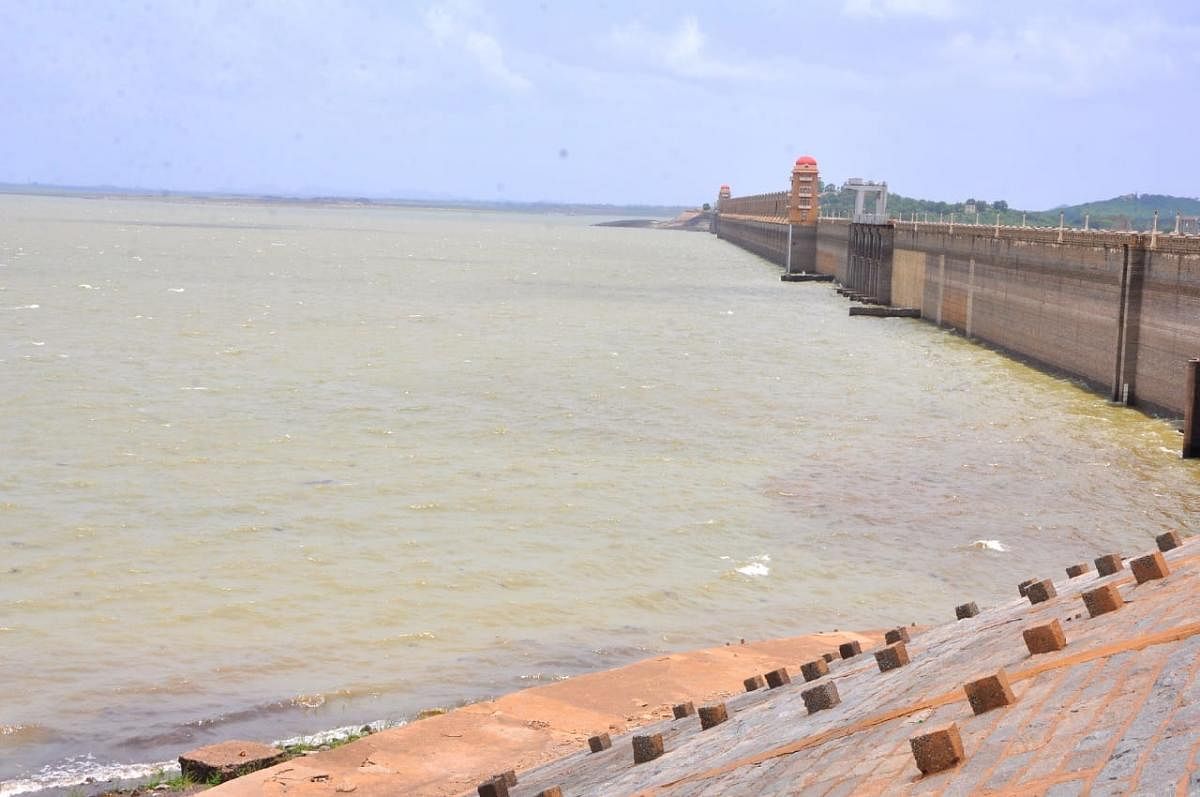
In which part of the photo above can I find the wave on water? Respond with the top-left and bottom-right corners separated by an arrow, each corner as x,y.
735,554 -> 771,577
0,757 -> 178,797
274,719 -> 398,750
965,539 -> 1008,552
0,719 -> 403,797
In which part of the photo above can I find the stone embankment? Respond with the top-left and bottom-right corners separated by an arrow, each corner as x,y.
493,533 -> 1200,796
192,533 -> 1200,795
198,630 -> 878,797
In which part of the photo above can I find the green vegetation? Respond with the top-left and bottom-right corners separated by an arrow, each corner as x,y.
92,769 -> 205,796
280,728 -> 372,758
818,187 -> 1200,232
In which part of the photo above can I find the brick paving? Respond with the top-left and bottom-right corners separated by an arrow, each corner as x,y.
504,536 -> 1200,796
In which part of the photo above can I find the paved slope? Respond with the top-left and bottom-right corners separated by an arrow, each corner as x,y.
507,537 -> 1200,796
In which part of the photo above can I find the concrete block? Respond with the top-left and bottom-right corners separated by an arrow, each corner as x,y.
1156,531 -> 1183,552
744,674 -> 766,692
1082,583 -> 1123,617
765,667 -> 791,689
838,640 -> 861,659
477,778 -> 509,797
910,723 -> 965,775
955,601 -> 979,619
875,642 -> 910,672
964,670 -> 1016,715
800,658 -> 829,682
1066,562 -> 1091,578
587,733 -> 611,753
802,681 -> 841,714
535,789 -> 563,797
632,733 -> 663,764
885,627 -> 911,644
178,741 -> 286,786
1094,554 -> 1124,576
672,701 -> 695,719
1018,578 -> 1038,597
1023,619 -> 1067,654
1026,579 -> 1057,604
1130,551 -> 1170,583
698,703 -> 728,730
822,651 -> 835,663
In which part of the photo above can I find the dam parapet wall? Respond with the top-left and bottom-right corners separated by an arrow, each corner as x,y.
716,189 -> 1200,420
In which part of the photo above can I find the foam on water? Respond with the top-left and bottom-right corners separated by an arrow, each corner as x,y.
0,759 -> 178,797
967,539 -> 1009,552
735,554 -> 772,577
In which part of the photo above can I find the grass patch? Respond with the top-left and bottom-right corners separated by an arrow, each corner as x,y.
280,728 -> 372,758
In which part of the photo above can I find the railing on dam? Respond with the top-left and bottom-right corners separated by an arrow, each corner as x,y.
816,214 -> 1200,252
717,191 -> 788,221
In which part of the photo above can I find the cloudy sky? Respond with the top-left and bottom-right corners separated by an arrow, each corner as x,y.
3,0 -> 1198,208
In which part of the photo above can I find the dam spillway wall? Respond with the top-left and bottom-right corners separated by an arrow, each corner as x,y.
885,224 -> 1200,417
1121,239 -> 1200,415
816,219 -> 850,282
715,199 -> 1200,418
715,216 -> 789,267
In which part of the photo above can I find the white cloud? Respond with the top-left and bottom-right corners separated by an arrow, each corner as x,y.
605,17 -> 765,80
843,0 -> 958,19
464,31 -> 532,92
940,15 -> 1199,96
423,1 -> 532,92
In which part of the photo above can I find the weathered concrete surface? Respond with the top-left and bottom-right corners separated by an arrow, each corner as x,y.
178,740 -> 285,784
201,631 -> 878,797
493,537 -> 1200,795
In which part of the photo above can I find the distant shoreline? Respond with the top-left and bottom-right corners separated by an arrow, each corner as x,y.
0,184 -> 688,219
595,210 -> 713,231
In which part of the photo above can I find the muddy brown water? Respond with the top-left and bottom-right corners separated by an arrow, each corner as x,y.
2,195 -> 1197,793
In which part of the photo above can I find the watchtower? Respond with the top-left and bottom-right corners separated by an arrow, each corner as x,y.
789,156 -> 819,224
785,156 -> 820,274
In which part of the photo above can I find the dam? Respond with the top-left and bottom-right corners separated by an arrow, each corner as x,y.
714,157 -> 1200,452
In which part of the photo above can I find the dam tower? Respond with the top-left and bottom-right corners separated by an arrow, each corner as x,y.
786,156 -> 820,273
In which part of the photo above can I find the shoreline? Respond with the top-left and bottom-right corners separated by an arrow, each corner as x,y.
203,628 -> 882,797
4,628 -> 883,797
22,629 -> 882,797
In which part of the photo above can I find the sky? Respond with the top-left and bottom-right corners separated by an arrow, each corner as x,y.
3,0 -> 1198,209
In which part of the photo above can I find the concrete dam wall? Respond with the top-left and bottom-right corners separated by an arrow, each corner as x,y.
715,201 -> 1200,420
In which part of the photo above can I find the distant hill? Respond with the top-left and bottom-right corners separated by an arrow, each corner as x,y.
1052,194 -> 1200,231
818,187 -> 1200,232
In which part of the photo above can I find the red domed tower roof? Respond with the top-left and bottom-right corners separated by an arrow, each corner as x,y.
720,184 -> 730,190
795,155 -> 818,167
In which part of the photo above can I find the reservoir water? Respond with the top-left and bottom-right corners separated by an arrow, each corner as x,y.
2,195 -> 1198,792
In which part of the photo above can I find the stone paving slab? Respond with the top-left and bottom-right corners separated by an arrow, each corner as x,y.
502,537 -> 1200,796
